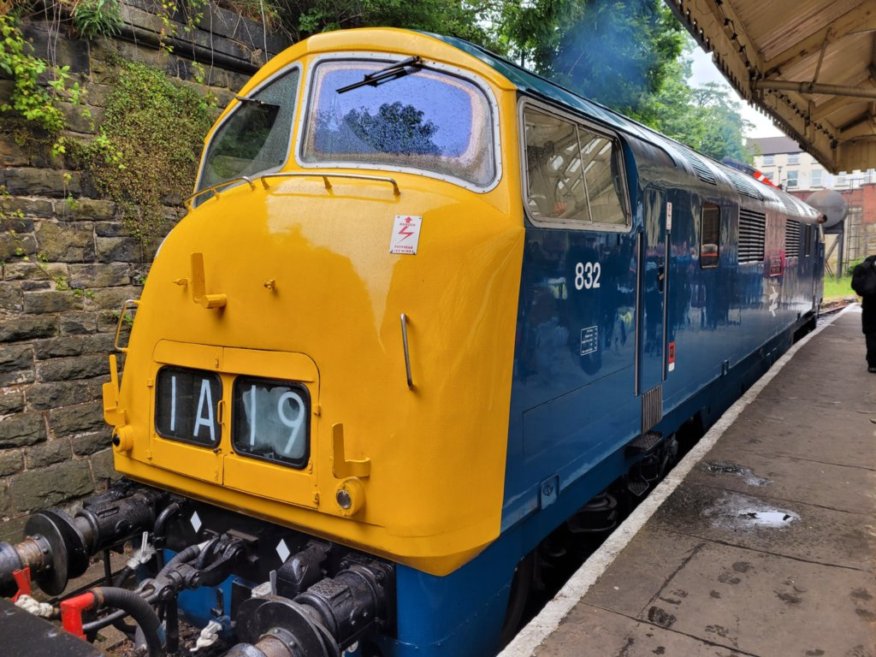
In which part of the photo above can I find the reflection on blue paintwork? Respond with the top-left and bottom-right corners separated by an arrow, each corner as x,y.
504,227 -> 639,525
503,179 -> 822,531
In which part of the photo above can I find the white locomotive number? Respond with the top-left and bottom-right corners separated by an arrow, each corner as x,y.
245,385 -> 306,454
234,377 -> 309,463
574,261 -> 601,290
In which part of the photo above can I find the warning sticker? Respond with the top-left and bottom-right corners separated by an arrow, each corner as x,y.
389,215 -> 422,255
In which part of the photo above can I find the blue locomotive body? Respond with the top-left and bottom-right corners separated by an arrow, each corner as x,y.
382,36 -> 823,657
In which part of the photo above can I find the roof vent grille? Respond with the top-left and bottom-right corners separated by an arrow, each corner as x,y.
728,171 -> 762,199
686,153 -> 717,185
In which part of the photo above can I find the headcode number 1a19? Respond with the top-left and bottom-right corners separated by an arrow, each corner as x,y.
574,261 -> 601,290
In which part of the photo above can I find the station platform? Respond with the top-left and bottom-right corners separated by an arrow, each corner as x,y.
501,307 -> 876,657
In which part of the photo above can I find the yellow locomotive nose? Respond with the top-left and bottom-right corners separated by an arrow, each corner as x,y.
107,173 -> 524,575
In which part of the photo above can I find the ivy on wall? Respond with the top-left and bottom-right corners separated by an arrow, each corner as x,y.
0,12 -> 84,150
78,60 -> 215,256
0,3 -> 217,260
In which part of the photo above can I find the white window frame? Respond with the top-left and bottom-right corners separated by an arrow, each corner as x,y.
295,52 -> 503,194
194,64 -> 303,198
519,98 -> 632,232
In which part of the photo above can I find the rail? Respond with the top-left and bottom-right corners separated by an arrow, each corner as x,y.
113,299 -> 140,353
185,171 -> 400,208
256,172 -> 401,196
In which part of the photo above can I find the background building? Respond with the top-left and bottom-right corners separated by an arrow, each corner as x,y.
750,136 -> 876,271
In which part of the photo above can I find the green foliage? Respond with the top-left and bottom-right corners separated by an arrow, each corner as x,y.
156,0 -> 211,49
72,0 -> 124,40
268,0 -> 497,48
639,43 -> 752,162
0,14 -> 73,135
493,2 -> 749,162
823,273 -> 853,301
219,0 -> 281,29
79,61 -> 214,258
846,258 -> 865,277
496,0 -> 685,118
689,84 -> 753,162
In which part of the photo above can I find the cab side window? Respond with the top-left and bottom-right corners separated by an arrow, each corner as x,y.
700,203 -> 720,268
523,107 -> 628,228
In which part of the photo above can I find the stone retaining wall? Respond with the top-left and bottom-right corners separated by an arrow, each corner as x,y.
0,1 -> 289,540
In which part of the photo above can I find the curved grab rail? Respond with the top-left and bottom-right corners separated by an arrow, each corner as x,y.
113,299 -> 140,352
257,171 -> 401,196
184,176 -> 255,208
185,171 -> 400,208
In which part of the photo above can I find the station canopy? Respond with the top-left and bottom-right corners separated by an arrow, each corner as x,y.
668,0 -> 876,173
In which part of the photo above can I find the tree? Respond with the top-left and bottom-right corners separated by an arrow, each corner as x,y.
341,102 -> 441,155
270,0 -> 500,49
494,2 -> 750,163
266,0 -> 750,163
640,46 -> 753,163
495,0 -> 685,119
689,83 -> 753,163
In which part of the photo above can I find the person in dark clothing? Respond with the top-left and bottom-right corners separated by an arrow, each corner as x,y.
851,254 -> 876,373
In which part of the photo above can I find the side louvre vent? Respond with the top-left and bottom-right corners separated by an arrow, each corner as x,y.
785,219 -> 801,258
641,385 -> 663,433
738,208 -> 766,263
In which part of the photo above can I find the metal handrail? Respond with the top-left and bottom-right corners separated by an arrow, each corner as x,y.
257,172 -> 401,196
184,176 -> 256,208
113,299 -> 140,353
400,313 -> 413,390
185,171 -> 401,208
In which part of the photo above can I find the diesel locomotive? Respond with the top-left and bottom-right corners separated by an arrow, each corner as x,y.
0,28 -> 823,657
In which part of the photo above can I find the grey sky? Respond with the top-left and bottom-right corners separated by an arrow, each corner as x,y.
688,47 -> 783,139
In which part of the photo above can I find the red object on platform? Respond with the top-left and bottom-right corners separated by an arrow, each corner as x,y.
61,592 -> 97,638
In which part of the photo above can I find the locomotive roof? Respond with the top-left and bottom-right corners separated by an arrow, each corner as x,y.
429,33 -> 821,224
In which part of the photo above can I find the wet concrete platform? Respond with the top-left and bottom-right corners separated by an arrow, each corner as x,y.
502,308 -> 876,657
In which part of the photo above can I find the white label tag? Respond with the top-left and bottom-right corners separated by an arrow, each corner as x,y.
580,326 -> 598,356
666,201 -> 673,231
389,215 -> 422,255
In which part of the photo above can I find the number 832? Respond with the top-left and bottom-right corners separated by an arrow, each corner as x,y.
574,261 -> 601,290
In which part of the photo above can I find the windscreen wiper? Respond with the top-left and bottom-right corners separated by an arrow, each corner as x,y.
336,56 -> 423,94
234,96 -> 276,107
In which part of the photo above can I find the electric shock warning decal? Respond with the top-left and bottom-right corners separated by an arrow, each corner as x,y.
389,215 -> 422,255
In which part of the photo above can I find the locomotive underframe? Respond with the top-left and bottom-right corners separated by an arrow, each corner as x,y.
0,482 -> 397,657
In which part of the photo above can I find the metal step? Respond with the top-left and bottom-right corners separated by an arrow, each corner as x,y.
625,431 -> 663,456
627,479 -> 649,497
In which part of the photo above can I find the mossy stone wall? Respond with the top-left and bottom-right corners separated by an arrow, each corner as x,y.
0,0 -> 289,540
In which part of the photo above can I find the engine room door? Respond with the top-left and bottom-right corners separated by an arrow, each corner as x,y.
636,188 -> 670,421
